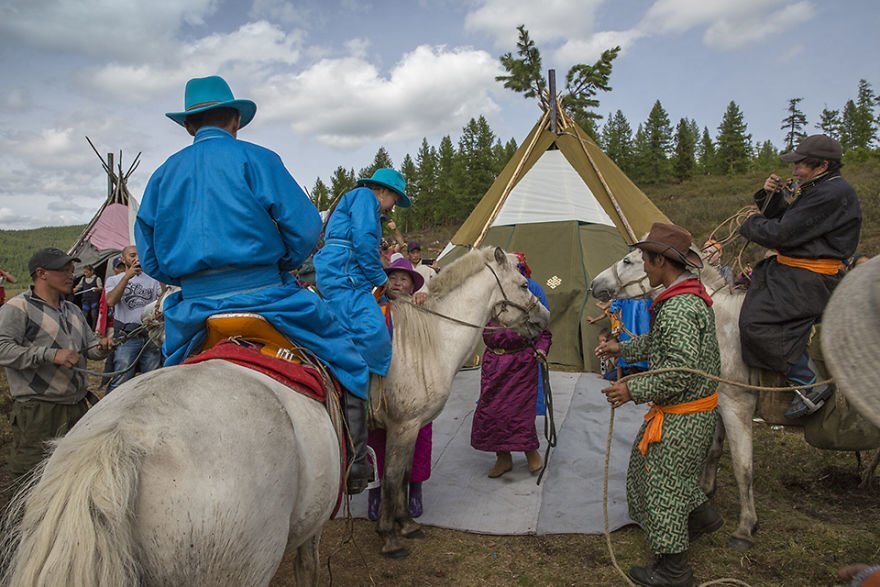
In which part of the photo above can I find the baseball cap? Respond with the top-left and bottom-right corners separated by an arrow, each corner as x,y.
113,255 -> 125,268
780,134 -> 843,163
407,241 -> 421,251
28,248 -> 80,274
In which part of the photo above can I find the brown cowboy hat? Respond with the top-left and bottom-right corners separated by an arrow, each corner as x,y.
821,256 -> 880,428
634,223 -> 703,269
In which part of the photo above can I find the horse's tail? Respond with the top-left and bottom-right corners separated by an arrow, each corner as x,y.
1,420 -> 145,586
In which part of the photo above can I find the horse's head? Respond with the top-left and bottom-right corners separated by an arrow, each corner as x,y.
484,247 -> 550,338
591,247 -> 658,302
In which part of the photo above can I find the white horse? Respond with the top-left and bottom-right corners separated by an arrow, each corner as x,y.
0,247 -> 549,584
371,246 -> 549,557
591,248 -> 758,549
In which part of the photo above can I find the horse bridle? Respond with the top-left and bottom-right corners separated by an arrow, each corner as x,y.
609,259 -> 658,297
483,262 -> 539,330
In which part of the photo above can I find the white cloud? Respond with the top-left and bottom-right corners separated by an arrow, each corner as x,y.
0,207 -> 33,226
465,0 -> 602,47
249,0 -> 309,25
0,0 -> 218,61
554,29 -> 645,65
253,45 -> 503,147
85,21 -> 303,103
639,0 -> 815,49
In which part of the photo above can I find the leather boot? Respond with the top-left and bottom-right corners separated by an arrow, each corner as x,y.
629,551 -> 695,587
688,500 -> 723,541
344,392 -> 372,494
367,487 -> 381,521
487,451 -> 512,478
525,450 -> 543,473
408,482 -> 423,518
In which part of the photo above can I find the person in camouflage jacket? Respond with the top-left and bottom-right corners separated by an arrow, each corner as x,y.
597,223 -> 722,587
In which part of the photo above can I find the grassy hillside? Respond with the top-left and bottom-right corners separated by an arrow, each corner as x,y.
0,225 -> 87,292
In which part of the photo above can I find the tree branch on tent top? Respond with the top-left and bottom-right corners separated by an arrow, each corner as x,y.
496,25 -> 546,108
495,25 -> 620,137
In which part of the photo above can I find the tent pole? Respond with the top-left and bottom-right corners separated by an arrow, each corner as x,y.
565,111 -> 638,243
549,69 -> 557,135
473,110 -> 551,249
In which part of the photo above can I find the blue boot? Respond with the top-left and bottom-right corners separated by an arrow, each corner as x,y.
408,482 -> 423,518
367,487 -> 380,521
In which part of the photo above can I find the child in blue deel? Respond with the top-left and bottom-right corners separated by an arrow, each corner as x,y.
314,168 -> 411,493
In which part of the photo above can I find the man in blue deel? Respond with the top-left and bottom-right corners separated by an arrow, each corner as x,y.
135,75 -> 373,492
315,168 -> 411,491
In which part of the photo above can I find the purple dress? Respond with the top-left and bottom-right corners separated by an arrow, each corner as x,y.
471,323 -> 552,452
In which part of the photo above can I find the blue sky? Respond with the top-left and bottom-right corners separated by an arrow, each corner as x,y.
0,0 -> 877,229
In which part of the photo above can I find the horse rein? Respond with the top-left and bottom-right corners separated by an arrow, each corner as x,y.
401,262 -> 540,332
609,259 -> 657,298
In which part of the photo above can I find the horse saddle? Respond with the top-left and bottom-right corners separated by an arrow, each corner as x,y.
202,313 -> 307,364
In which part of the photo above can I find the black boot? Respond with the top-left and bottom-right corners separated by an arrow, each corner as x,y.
629,551 -> 694,587
688,500 -> 723,541
344,392 -> 372,494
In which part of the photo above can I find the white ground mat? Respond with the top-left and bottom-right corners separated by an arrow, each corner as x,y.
348,370 -> 648,535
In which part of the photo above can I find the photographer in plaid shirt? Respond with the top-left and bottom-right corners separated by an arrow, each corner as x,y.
0,248 -> 112,479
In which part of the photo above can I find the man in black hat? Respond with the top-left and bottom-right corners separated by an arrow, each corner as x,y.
739,134 -> 862,418
0,248 -> 112,478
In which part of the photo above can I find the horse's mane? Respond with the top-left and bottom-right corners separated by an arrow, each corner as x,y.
389,299 -> 439,362
426,247 -> 493,300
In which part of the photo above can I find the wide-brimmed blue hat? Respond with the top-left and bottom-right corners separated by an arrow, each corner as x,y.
165,76 -> 257,128
356,168 -> 411,208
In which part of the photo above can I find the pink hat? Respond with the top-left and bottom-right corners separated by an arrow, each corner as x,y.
384,257 -> 424,292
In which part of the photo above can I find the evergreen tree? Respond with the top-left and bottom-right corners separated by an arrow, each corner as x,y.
496,25 -> 619,135
436,135 -> 460,224
642,100 -> 673,182
816,107 -> 842,139
696,127 -> 716,175
672,117 -> 696,182
491,137 -> 518,174
753,140 -> 778,171
851,79 -> 877,149
414,139 -> 439,226
309,177 -> 331,210
329,166 -> 356,199
780,97 -> 807,151
630,124 -> 650,184
839,100 -> 858,151
602,110 -> 634,172
394,154 -> 418,231
715,101 -> 752,175
358,146 -> 394,178
457,116 -> 497,215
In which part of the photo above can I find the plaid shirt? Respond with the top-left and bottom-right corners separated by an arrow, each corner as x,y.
0,288 -> 107,404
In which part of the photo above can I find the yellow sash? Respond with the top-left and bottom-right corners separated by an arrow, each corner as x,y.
639,392 -> 718,456
776,254 -> 844,275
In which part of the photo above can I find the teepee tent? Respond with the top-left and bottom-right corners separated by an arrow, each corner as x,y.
439,99 -> 670,371
68,139 -> 141,277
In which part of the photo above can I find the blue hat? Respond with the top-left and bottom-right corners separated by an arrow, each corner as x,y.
165,76 -> 257,129
356,168 -> 411,208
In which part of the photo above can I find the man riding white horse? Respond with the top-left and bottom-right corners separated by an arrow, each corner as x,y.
738,134 -> 862,418
134,75 -> 372,491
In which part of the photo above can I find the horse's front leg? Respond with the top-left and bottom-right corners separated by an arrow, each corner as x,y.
700,417 -> 726,496
292,532 -> 320,586
377,423 -> 420,558
717,387 -> 759,550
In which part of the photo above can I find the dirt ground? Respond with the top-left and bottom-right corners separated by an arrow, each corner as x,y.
1,368 -> 878,587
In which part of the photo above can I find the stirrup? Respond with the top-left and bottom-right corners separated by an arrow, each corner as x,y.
793,389 -> 825,415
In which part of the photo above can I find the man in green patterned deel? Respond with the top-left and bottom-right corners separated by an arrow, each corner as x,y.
596,223 -> 722,587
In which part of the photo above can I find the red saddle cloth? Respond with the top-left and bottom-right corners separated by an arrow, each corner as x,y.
183,340 -> 337,401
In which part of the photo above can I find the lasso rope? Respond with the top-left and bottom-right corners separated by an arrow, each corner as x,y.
602,366 -> 831,587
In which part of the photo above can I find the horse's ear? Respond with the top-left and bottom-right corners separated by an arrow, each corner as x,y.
493,247 -> 507,267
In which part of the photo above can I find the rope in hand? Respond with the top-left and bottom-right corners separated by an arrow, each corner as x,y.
535,353 -> 556,485
601,366 -> 830,587
70,325 -> 160,379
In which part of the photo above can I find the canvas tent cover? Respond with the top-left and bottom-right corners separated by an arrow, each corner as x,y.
440,113 -> 669,371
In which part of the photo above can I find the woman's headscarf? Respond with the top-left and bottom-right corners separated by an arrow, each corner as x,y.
513,251 -> 531,279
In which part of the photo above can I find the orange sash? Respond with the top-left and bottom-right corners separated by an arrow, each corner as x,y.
776,254 -> 844,275
638,392 -> 718,456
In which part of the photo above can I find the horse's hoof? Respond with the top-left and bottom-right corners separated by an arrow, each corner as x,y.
403,528 -> 426,540
727,536 -> 754,551
399,519 -> 423,538
382,547 -> 410,559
